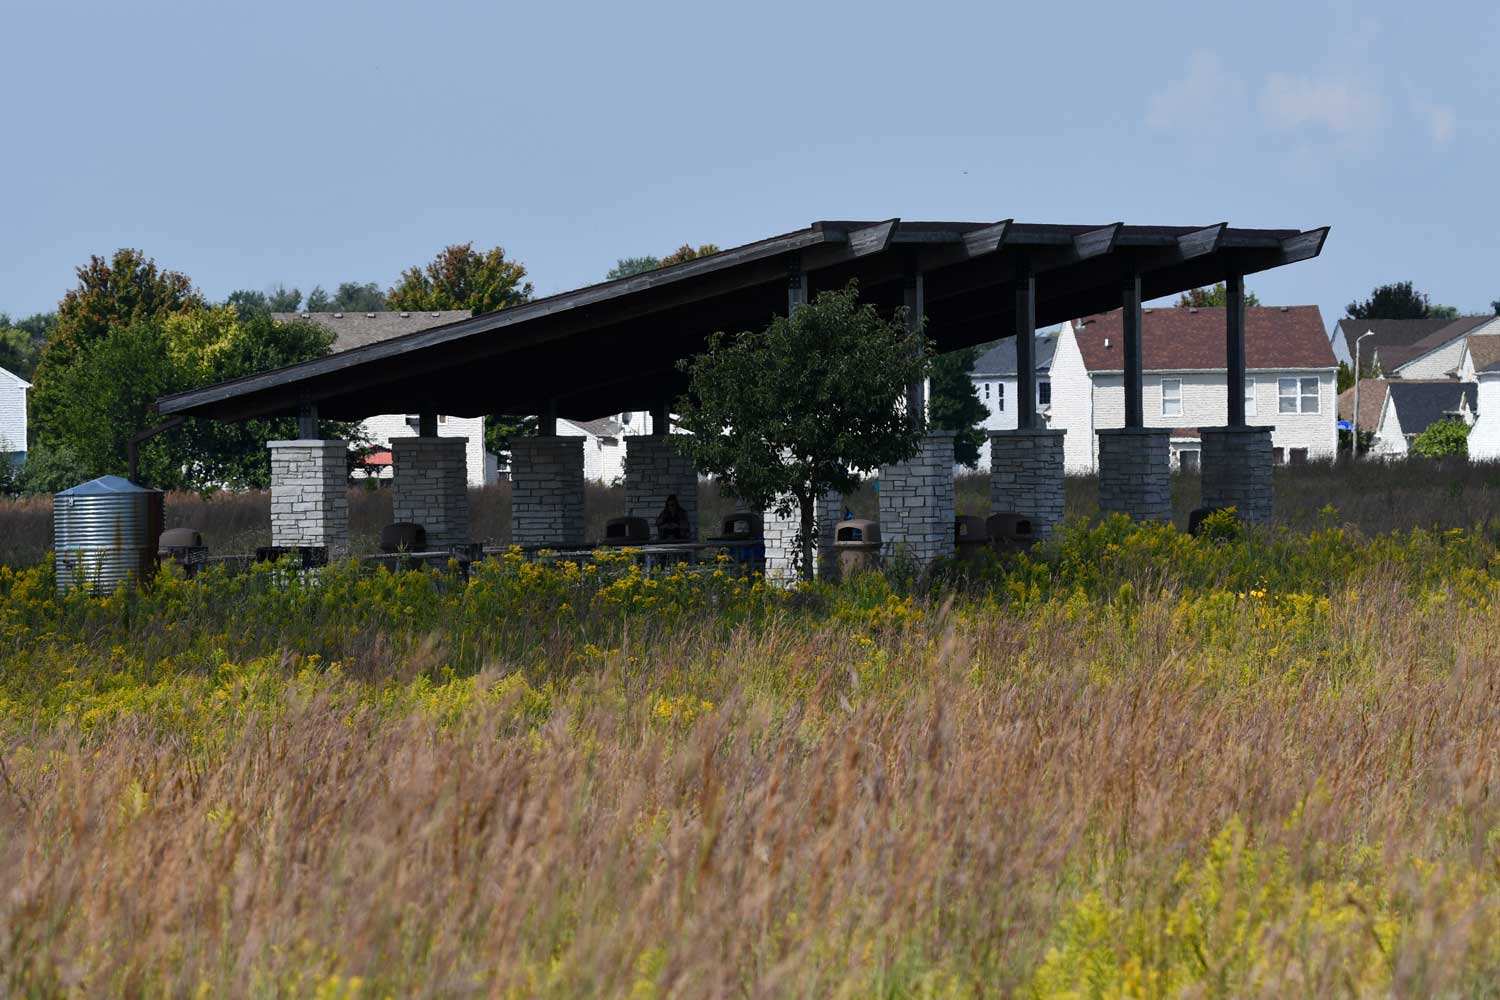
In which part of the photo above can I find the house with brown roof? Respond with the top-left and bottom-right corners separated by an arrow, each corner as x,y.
1330,315 -> 1500,380
1049,305 -> 1337,473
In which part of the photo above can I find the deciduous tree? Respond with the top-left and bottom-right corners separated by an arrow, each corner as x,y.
673,283 -> 929,581
1175,283 -> 1261,308
1346,281 -> 1455,321
387,243 -> 532,316
1410,417 -> 1470,459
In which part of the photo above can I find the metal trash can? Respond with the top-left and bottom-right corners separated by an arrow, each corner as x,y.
380,522 -> 427,553
158,527 -> 208,578
834,519 -> 881,577
706,512 -> 764,570
604,516 -> 650,544
986,512 -> 1035,555
954,515 -> 990,562
54,475 -> 164,594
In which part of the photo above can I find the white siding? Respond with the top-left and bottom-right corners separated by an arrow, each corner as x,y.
0,368 -> 29,457
1469,374 -> 1500,461
1048,323 -> 1095,474
357,413 -> 494,487
1369,395 -> 1408,458
1395,337 -> 1468,379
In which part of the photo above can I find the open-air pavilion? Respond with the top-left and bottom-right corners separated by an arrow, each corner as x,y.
156,218 -> 1328,576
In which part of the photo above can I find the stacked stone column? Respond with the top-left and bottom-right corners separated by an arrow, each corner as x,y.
268,439 -> 349,558
1096,428 -> 1172,522
1200,426 -> 1275,525
989,428 -> 1066,539
878,431 -> 956,565
765,492 -> 842,584
510,436 -> 586,548
391,436 -> 470,549
624,435 -> 699,541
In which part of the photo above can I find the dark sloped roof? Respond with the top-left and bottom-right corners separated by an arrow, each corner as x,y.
559,416 -> 624,439
273,310 -> 473,352
970,332 -> 1059,376
159,219 -> 1329,422
1333,317 -> 1453,352
1386,381 -> 1477,436
1337,378 -> 1388,429
1377,315 -> 1495,372
1072,306 -> 1333,372
1466,336 -> 1500,374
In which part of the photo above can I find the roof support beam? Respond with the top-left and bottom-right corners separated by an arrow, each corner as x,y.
1226,273 -> 1247,427
960,219 -> 1013,257
1122,271 -> 1144,428
786,252 -> 806,312
904,262 -> 925,425
848,219 -> 899,257
1015,258 -> 1037,430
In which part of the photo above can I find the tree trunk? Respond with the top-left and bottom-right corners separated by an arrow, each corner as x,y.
798,492 -> 816,583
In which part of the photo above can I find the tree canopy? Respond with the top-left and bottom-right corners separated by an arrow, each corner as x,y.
1346,281 -> 1457,321
606,244 -> 721,281
20,250 -> 348,494
387,244 -> 531,316
307,282 -> 385,313
1175,283 -> 1261,308
927,347 -> 988,468
673,283 -> 929,580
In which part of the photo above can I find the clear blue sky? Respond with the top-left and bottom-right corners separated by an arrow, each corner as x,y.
4,0 -> 1496,328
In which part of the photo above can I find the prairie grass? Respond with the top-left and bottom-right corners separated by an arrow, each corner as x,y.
4,516 -> 1500,996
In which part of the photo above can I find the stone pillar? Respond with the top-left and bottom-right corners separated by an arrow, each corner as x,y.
989,428 -> 1066,539
765,492 -> 841,584
878,431 -> 956,565
510,436 -> 586,549
624,435 -> 699,541
268,439 -> 349,557
1096,428 -> 1172,522
1200,426 -> 1275,525
391,436 -> 470,549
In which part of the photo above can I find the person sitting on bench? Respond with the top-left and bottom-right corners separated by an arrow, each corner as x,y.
656,494 -> 690,541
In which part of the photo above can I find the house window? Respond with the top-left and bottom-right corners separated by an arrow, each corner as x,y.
982,382 -> 990,400
1161,378 -> 1182,417
1289,448 -> 1309,465
1179,449 -> 1200,473
1244,377 -> 1256,417
1278,376 -> 1320,414
1038,381 -> 1051,406
996,383 -> 1005,411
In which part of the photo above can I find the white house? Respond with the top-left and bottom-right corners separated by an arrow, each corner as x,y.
0,365 -> 29,466
275,310 -> 495,486
557,411 -> 663,483
1457,335 -> 1500,382
1328,316 -> 1500,379
1367,381 -> 1476,459
1050,305 -> 1338,473
967,331 -> 1058,467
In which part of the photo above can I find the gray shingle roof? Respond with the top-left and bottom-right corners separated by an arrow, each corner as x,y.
970,332 -> 1058,376
273,310 -> 473,352
1386,381 -> 1477,436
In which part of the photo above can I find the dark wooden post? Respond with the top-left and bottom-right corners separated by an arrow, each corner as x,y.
1225,272 -> 1247,427
539,399 -> 558,436
418,409 -> 438,437
786,253 -> 806,313
904,265 -> 926,425
650,400 -> 671,434
1122,271 -> 1144,427
1015,259 -> 1037,430
297,401 -> 319,439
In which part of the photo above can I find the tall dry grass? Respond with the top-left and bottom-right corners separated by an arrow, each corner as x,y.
4,524 -> 1500,994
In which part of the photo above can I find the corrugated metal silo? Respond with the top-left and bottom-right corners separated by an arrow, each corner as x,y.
53,475 -> 164,594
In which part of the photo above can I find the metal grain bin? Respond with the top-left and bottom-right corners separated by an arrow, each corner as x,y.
54,475 -> 164,594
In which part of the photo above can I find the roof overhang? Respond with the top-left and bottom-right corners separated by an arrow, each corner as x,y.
157,218 -> 1328,423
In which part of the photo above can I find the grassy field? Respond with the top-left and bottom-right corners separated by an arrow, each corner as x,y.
5,505 -> 1500,996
